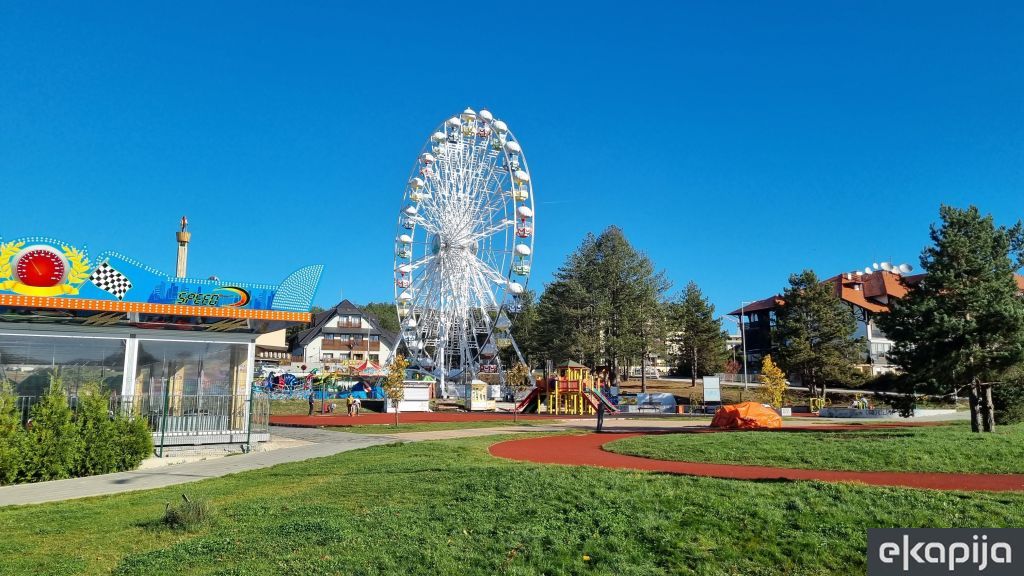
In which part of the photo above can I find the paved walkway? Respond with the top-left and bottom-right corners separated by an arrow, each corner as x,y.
0,429 -> 396,506
489,432 -> 1024,492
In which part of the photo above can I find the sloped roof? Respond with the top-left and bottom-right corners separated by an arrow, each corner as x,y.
729,271 -> 1024,317
727,295 -> 786,317
293,299 -> 397,350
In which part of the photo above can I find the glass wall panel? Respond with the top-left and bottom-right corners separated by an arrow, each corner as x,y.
135,340 -> 248,397
0,334 -> 126,396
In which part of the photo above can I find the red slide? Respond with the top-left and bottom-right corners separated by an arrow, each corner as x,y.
514,387 -> 541,414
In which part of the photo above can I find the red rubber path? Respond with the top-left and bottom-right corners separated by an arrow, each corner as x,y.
489,433 -> 1024,492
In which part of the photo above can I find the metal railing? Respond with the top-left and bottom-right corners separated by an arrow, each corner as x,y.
13,392 -> 269,452
715,373 -> 760,384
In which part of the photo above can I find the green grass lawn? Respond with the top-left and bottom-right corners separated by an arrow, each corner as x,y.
605,422 -> 1024,474
2,435 -> 1023,575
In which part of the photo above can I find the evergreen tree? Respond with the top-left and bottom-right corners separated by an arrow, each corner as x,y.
113,414 -> 153,471
73,383 -> 118,476
666,282 -> 727,386
361,302 -> 401,334
533,227 -> 669,389
535,278 -> 599,366
773,270 -> 862,398
502,289 -> 538,369
879,205 -> 1024,433
23,376 -> 82,482
0,382 -> 27,485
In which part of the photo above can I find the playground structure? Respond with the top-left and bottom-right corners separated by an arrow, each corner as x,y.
515,361 -> 619,416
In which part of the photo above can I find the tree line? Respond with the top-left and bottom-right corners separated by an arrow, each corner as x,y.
509,226 -> 728,391
508,205 -> 1024,434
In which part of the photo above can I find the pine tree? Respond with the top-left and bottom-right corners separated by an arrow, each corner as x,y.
533,227 -> 669,390
113,414 -> 153,470
0,382 -> 27,485
361,302 -> 400,334
23,376 -> 82,482
666,282 -> 728,386
74,383 -> 118,476
879,205 -> 1024,433
503,289 -> 538,368
773,270 -> 863,398
757,355 -> 788,408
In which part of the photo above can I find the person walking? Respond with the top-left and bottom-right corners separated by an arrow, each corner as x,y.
307,390 -> 315,416
346,395 -> 355,417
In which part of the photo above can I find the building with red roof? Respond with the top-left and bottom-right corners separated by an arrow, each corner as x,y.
728,269 -> 1024,378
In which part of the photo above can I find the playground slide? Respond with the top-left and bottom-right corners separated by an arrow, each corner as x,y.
514,387 -> 541,414
584,388 -> 619,413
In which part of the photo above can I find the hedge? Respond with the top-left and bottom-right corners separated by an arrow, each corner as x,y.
0,378 -> 153,486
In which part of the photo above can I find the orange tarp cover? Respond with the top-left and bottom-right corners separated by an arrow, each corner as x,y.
710,402 -> 782,429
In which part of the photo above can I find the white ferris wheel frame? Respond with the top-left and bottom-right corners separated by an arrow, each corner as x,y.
392,108 -> 535,385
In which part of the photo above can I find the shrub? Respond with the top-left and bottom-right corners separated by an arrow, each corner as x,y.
73,383 -> 119,476
163,495 -> 214,530
22,377 -> 82,482
114,413 -> 153,470
0,382 -> 28,485
757,355 -> 787,408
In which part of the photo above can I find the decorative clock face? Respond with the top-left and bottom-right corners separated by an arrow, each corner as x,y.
14,246 -> 68,288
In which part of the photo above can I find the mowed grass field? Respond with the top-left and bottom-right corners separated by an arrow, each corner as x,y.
2,435 -> 1024,575
605,423 -> 1024,474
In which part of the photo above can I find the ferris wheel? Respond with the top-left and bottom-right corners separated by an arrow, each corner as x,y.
393,107 -> 535,390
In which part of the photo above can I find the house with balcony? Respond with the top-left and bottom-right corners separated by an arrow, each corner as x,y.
290,300 -> 397,371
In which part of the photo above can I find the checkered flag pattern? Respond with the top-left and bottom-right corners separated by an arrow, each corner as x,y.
89,261 -> 133,301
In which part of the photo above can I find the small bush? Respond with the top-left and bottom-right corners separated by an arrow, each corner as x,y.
163,495 -> 214,531
74,383 -> 119,476
115,414 -> 154,470
23,378 -> 82,482
1,376 -> 153,486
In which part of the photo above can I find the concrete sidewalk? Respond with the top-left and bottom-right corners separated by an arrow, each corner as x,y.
0,430 -> 396,507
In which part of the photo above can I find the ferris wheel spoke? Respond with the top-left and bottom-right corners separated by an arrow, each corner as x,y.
467,218 -> 515,242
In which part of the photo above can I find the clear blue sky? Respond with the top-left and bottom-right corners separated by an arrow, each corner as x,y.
2,1 -> 1022,321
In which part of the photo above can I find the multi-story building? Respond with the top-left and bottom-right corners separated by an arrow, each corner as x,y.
254,329 -> 291,369
290,300 -> 397,371
730,270 -> 1024,378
